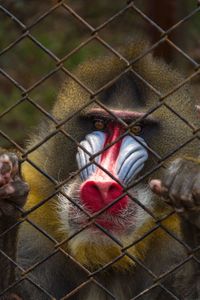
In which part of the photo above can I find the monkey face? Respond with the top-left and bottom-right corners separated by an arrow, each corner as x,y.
57,116 -> 153,272
77,122 -> 148,212
59,118 -> 152,238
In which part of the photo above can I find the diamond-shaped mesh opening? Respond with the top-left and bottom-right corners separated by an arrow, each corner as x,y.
98,8 -> 146,44
31,6 -> 92,58
0,38 -> 57,87
66,0 -> 130,27
0,76 -> 21,114
28,71 -> 65,109
1,100 -> 56,148
0,10 -> 23,50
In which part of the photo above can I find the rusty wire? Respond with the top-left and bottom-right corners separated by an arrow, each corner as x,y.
0,1 -> 200,299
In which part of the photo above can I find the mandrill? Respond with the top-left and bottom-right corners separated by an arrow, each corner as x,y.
0,39 -> 200,300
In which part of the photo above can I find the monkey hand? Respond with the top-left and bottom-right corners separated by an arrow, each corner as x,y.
150,158 -> 200,229
0,153 -> 27,299
0,153 -> 29,220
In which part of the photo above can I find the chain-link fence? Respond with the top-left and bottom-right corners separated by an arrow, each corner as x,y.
0,1 -> 200,299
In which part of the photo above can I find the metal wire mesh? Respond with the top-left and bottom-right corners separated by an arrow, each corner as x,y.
0,1 -> 200,299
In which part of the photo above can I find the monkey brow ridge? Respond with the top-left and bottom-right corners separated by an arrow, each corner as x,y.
85,108 -> 157,124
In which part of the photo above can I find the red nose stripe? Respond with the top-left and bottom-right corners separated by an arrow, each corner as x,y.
80,123 -> 128,214
96,122 -> 123,176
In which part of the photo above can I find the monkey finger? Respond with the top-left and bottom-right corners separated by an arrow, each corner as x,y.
179,194 -> 195,211
149,179 -> 168,196
167,174 -> 192,211
9,181 -> 29,208
0,160 -> 12,175
0,153 -> 19,180
167,194 -> 183,212
174,177 -> 195,211
0,200 -> 16,217
0,181 -> 29,207
0,184 -> 15,198
0,164 -> 12,187
192,175 -> 200,206
162,158 -> 183,189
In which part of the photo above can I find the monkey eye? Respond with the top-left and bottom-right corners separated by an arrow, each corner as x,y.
130,124 -> 143,135
93,119 -> 106,130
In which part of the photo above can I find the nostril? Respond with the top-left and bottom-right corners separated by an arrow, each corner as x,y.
108,183 -> 118,193
80,180 -> 128,214
91,182 -> 99,191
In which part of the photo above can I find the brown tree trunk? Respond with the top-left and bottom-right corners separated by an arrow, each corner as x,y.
147,0 -> 178,62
